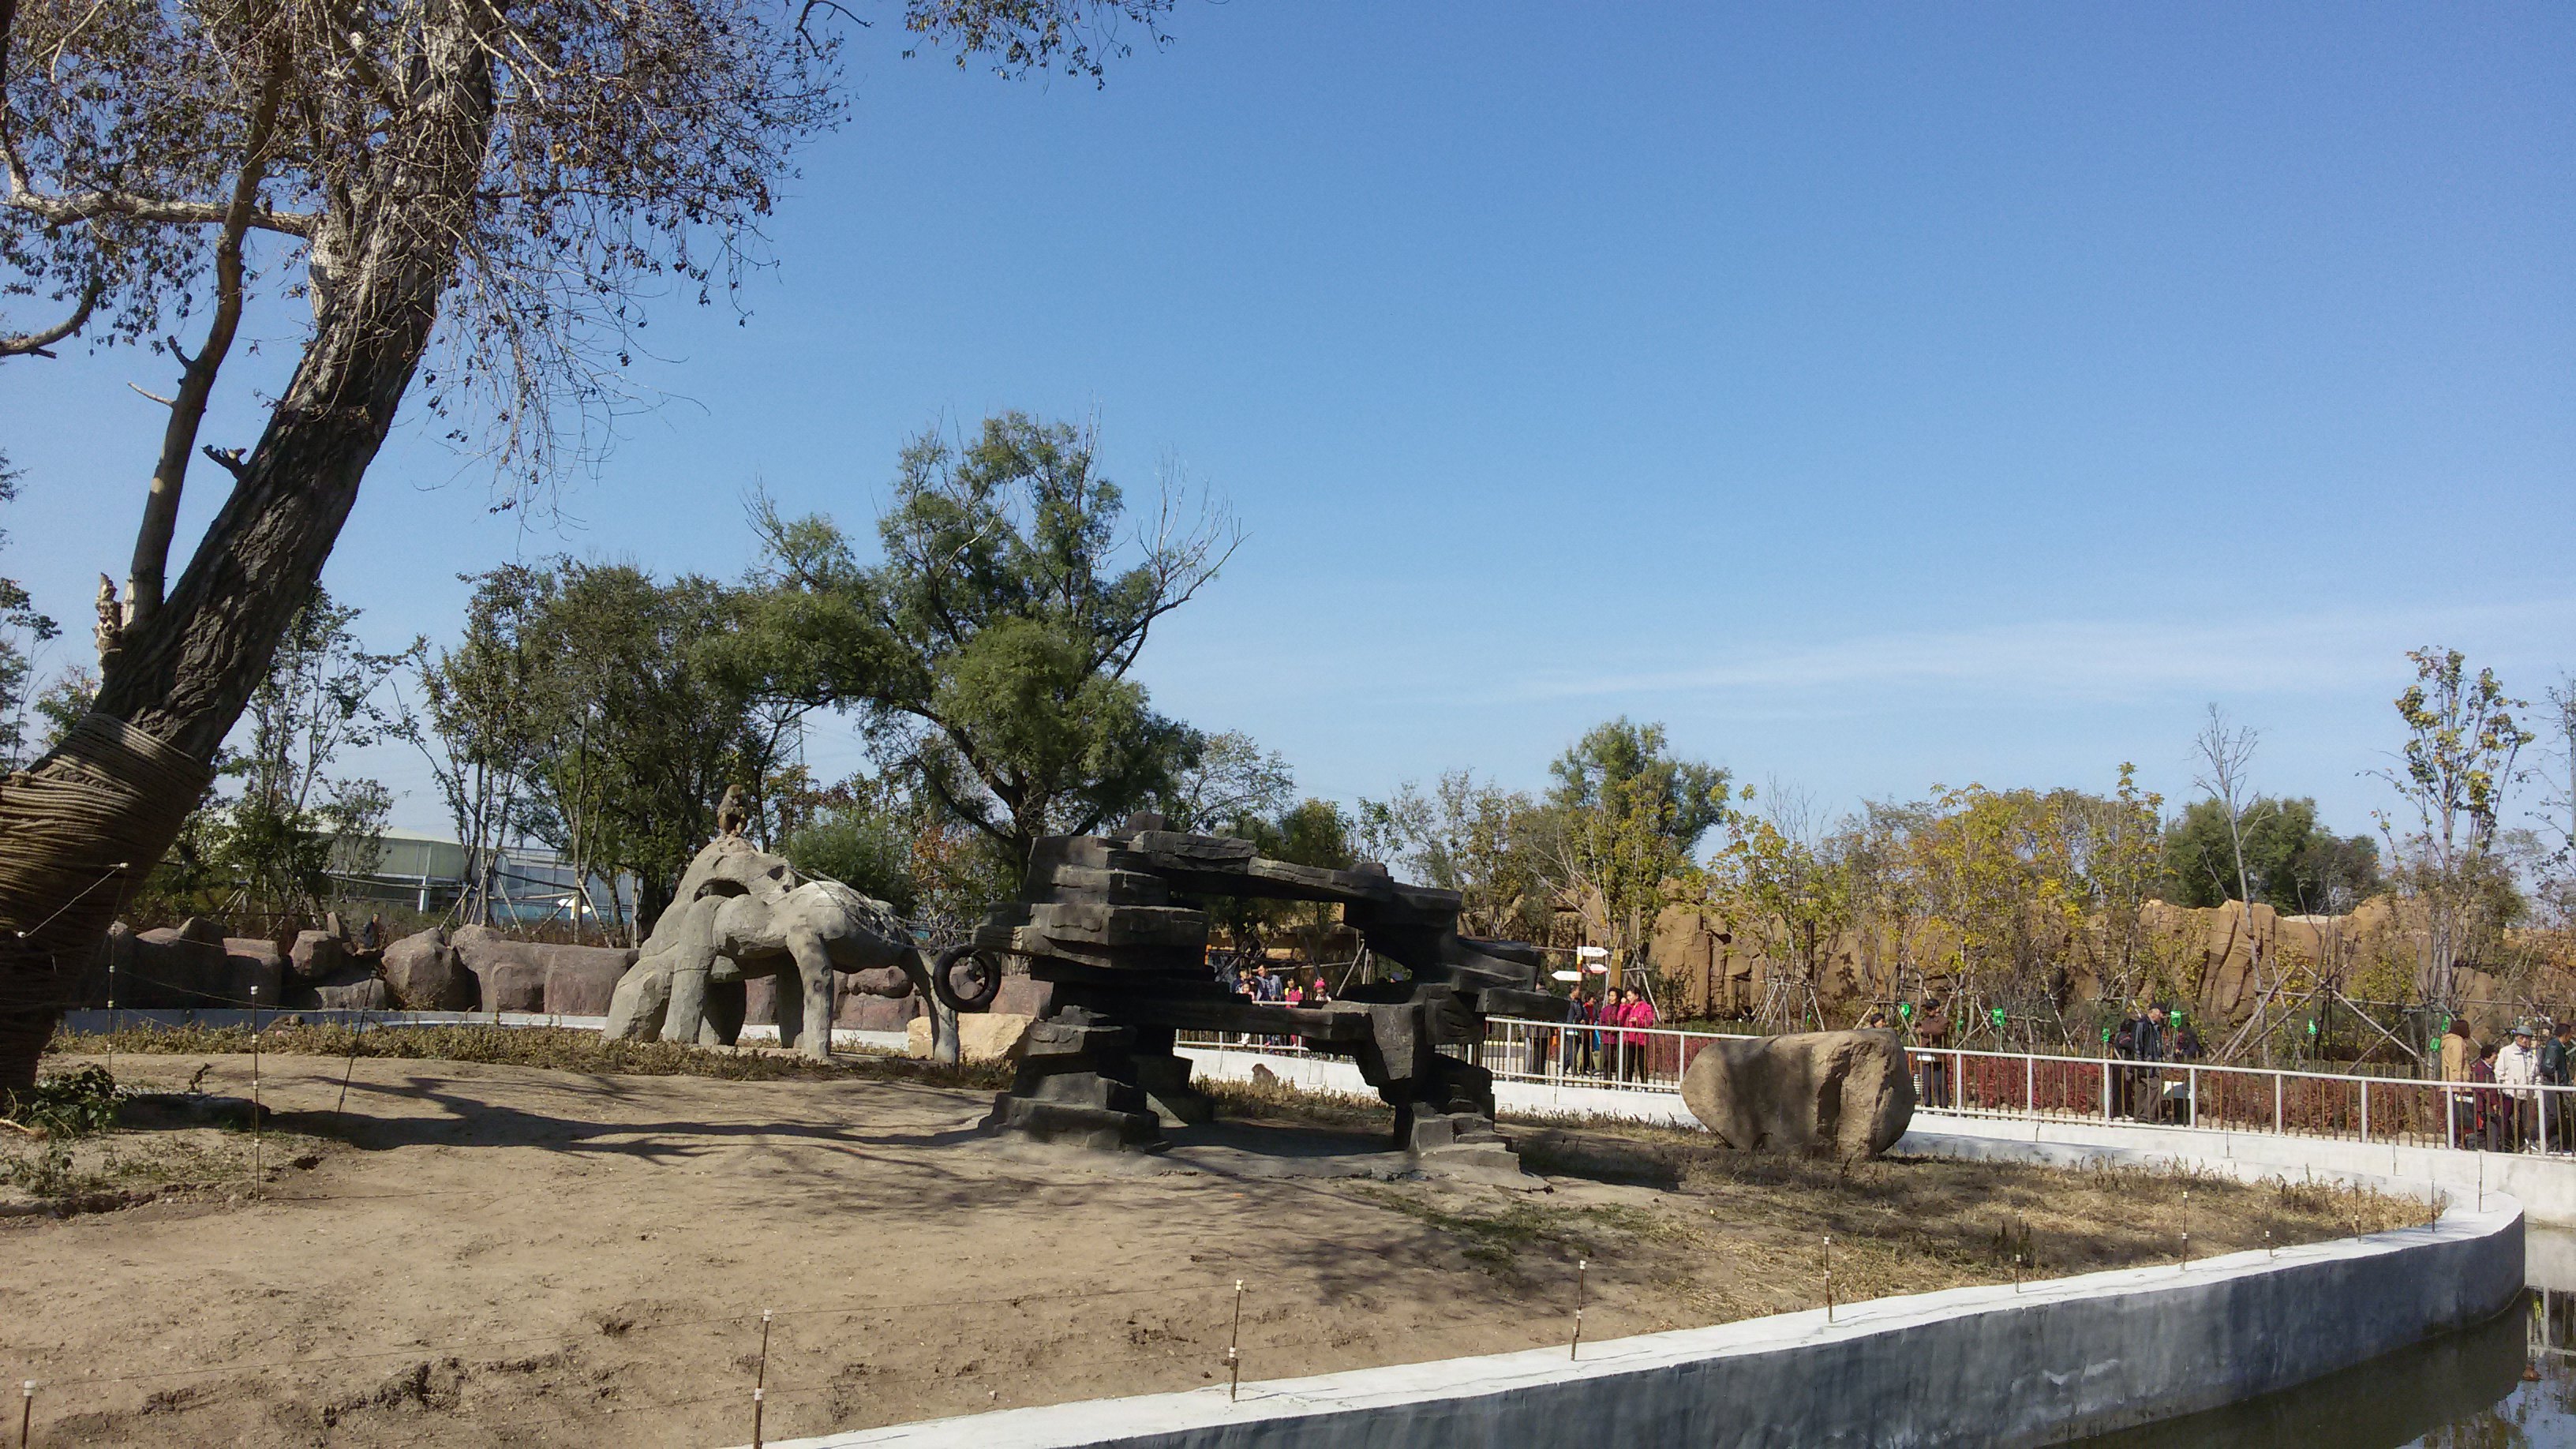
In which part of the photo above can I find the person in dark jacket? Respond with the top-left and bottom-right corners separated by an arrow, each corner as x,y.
2544,1020 -> 2574,1152
2113,1001 -> 2166,1121
2473,1042 -> 2507,1152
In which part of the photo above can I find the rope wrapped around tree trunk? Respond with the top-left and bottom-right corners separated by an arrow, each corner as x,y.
0,713 -> 214,1090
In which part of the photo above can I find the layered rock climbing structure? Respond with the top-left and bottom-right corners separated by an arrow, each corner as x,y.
976,816 -> 1567,1176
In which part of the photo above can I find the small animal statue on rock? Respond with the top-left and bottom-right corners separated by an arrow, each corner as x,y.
602,803 -> 998,1060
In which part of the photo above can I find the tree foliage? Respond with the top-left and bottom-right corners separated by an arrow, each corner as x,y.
2372,646 -> 2533,1008
408,566 -> 549,925
0,0 -> 1185,1089
0,451 -> 58,769
1541,717 -> 1732,960
749,411 -> 1236,883
1357,769 -> 1552,941
2162,796 -> 2380,914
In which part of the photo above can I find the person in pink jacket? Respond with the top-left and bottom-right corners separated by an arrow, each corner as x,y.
1616,987 -> 1659,1080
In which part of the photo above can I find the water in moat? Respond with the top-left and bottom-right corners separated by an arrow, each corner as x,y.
2082,1228 -> 2576,1448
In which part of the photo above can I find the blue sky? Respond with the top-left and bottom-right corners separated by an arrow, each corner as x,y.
5,2 -> 2571,843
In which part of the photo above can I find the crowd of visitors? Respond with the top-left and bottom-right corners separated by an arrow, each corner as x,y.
2443,1017 -> 2575,1152
1208,952 -> 2576,1159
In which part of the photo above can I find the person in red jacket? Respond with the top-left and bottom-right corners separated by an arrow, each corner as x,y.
1618,987 -> 1660,1081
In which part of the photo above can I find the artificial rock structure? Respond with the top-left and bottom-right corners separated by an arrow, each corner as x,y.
975,815 -> 1567,1174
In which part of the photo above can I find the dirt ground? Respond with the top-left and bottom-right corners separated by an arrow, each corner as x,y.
2,1045 -> 2424,1448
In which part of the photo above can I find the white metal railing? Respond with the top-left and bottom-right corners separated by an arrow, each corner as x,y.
1182,1017 -> 2576,1157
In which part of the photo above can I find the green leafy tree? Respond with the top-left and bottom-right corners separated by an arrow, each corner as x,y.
1904,784 -> 2086,1046
514,561 -> 807,933
2162,796 -> 2380,913
1711,790 -> 1853,1030
0,0 -> 1179,1088
1541,718 -> 1732,972
0,451 -> 59,769
782,774 -> 922,918
1357,770 -> 1551,940
2372,646 -> 2533,1009
748,412 -> 1237,888
406,566 -> 549,926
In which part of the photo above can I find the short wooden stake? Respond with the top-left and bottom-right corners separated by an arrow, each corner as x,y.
1227,1280 -> 1245,1399
1570,1260 -> 1587,1361
753,1309 -> 772,1447
335,1011 -> 368,1123
249,984 -> 263,1199
19,1380 -> 32,1449
1824,1237 -> 1834,1324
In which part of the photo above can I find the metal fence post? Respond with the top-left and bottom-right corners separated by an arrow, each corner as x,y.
2102,1060 -> 2112,1124
2025,1054 -> 2036,1115
2188,1066 -> 2198,1128
2361,1080 -> 2370,1144
2276,1074 -> 2284,1136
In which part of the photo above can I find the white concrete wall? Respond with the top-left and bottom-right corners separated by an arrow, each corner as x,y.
751,1049 -> 2525,1449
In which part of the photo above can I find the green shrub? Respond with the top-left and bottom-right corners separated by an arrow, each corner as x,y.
4,1062 -> 120,1137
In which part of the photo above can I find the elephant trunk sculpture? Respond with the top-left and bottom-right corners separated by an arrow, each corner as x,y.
602,837 -> 1000,1061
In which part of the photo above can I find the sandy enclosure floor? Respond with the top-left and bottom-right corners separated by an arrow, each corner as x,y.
2,1049 -> 2420,1448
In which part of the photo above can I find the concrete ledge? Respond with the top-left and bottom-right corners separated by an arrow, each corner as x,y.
1908,1108 -> 2576,1228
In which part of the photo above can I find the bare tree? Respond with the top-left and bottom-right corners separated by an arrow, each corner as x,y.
0,0 -> 1178,1088
2191,706 -> 2261,908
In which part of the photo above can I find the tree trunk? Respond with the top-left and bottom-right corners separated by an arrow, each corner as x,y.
638,874 -> 676,945
0,17 -> 495,1091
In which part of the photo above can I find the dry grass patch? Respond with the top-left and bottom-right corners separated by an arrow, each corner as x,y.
3,1103 -> 336,1215
50,1024 -> 1016,1089
1211,1084 -> 2432,1324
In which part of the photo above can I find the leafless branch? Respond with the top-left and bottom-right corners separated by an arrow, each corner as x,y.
0,272 -> 95,356
3,181 -> 315,236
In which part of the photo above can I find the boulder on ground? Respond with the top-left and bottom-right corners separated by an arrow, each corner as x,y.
288,929 -> 349,982
447,926 -> 637,1017
905,1011 -> 1032,1062
99,922 -> 230,1006
170,915 -> 230,948
225,955 -> 286,1011
381,928 -> 477,1012
1678,1028 -> 1915,1161
221,938 -> 286,1007
543,950 -> 632,1016
480,960 -> 549,1013
992,973 -> 1051,1018
288,966 -> 392,1012
837,994 -> 921,1032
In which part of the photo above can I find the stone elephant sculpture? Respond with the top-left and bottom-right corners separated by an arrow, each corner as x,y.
604,841 -> 999,1061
